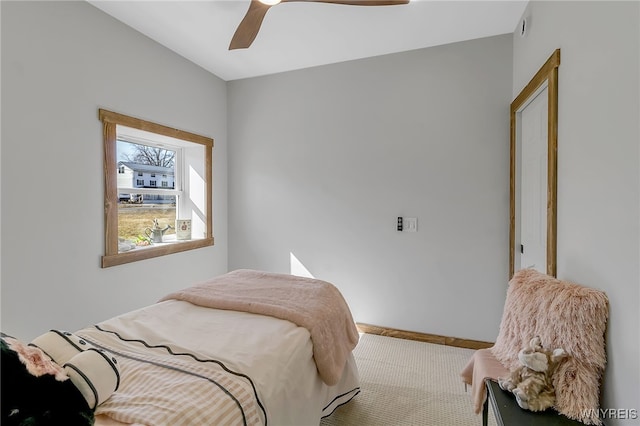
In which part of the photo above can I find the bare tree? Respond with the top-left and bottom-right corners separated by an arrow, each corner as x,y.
122,145 -> 175,168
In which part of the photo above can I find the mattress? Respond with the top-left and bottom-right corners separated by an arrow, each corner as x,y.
76,299 -> 360,426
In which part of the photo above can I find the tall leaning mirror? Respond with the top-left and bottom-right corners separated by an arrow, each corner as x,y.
510,49 -> 560,278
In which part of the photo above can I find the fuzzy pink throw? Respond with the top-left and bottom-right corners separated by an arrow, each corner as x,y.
159,269 -> 359,386
491,269 -> 609,425
5,336 -> 68,381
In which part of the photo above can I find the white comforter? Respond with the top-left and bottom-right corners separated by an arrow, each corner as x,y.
78,299 -> 360,426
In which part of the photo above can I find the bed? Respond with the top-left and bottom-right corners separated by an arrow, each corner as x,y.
57,269 -> 360,426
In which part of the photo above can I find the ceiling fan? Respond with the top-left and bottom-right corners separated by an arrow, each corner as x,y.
229,0 -> 410,50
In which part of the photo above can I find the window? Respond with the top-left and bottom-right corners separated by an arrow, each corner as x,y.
118,166 -> 125,174
100,109 -> 213,268
150,173 -> 156,178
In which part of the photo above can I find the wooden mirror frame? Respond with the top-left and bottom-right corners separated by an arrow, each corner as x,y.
509,49 -> 560,278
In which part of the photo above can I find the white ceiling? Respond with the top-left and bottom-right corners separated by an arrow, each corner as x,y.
88,0 -> 528,81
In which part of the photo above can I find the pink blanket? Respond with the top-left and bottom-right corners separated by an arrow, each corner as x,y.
159,269 -> 359,386
459,348 -> 509,414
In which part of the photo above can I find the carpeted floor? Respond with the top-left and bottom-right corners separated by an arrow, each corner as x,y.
320,333 -> 497,426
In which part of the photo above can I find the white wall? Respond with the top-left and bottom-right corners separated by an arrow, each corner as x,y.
0,1 -> 228,340
513,1 -> 639,424
228,34 -> 513,342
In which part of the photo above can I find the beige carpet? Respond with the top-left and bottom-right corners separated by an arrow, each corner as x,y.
320,333 -> 498,426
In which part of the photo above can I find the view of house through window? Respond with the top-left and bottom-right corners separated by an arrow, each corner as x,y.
100,109 -> 213,268
117,140 -> 177,244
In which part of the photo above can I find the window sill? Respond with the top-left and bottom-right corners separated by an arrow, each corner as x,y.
101,237 -> 214,268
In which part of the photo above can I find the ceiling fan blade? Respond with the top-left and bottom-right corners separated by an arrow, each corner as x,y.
283,0 -> 409,5
229,0 -> 409,50
229,1 -> 273,50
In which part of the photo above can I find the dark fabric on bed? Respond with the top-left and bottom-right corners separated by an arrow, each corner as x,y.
1,335 -> 94,426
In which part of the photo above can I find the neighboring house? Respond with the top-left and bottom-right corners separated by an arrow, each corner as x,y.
117,161 -> 175,203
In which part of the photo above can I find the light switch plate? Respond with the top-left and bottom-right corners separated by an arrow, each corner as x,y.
404,217 -> 417,232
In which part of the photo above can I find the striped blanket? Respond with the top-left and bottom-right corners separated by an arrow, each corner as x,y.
77,326 -> 265,426
76,270 -> 360,426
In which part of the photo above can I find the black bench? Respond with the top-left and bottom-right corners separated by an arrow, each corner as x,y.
483,379 -> 602,426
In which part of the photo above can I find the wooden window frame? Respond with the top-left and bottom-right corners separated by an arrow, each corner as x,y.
100,109 -> 214,268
